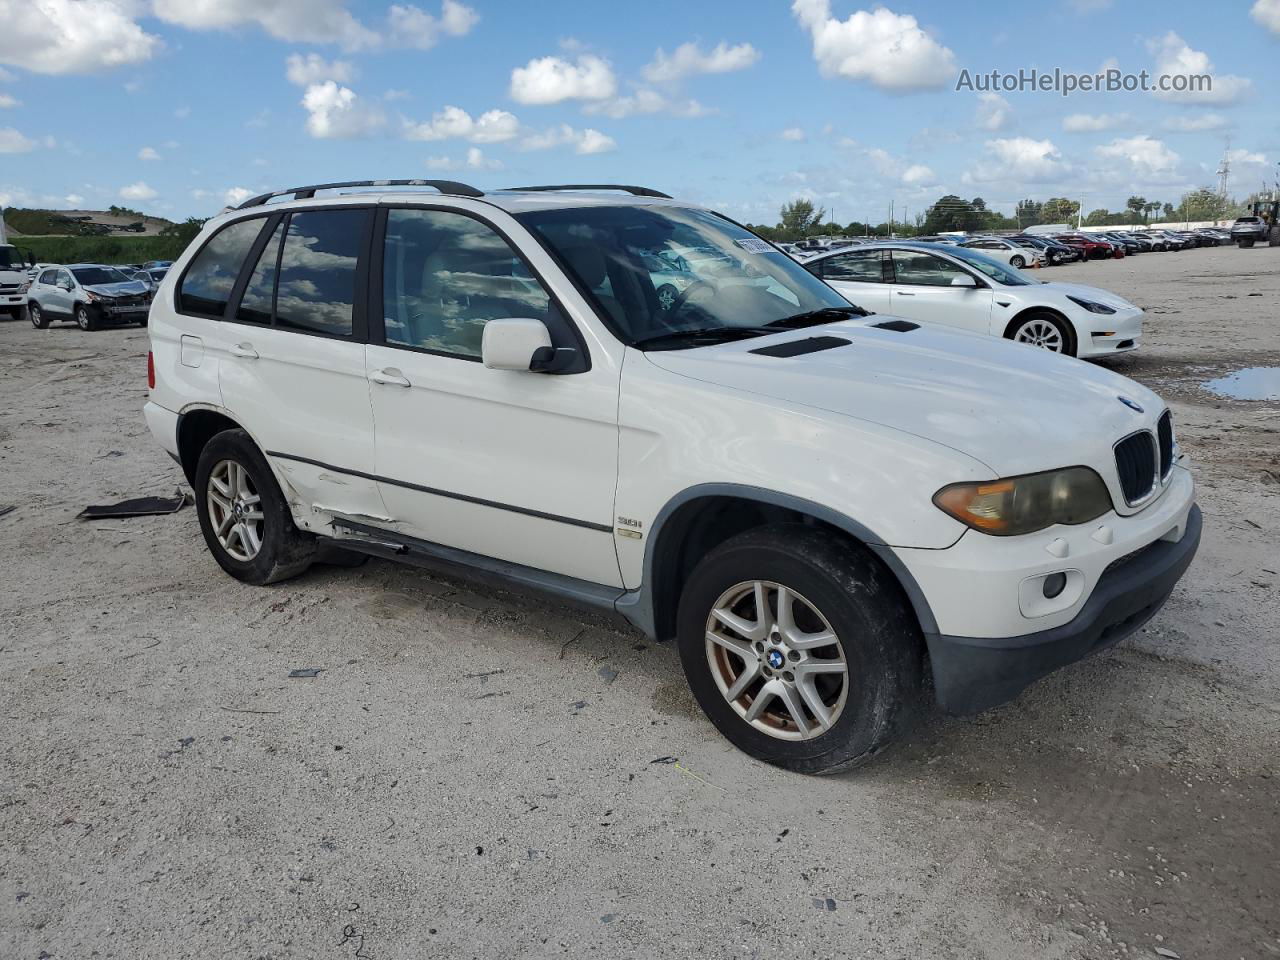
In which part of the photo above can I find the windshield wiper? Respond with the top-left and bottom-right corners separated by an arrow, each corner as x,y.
634,326 -> 772,350
762,305 -> 869,329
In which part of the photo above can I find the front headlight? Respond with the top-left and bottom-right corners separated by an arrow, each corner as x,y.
933,467 -> 1112,537
1067,295 -> 1115,315
84,290 -> 102,302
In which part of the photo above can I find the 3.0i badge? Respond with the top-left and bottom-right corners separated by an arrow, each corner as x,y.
1117,395 -> 1144,413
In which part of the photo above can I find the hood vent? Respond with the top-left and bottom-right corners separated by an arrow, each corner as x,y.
870,319 -> 919,332
750,336 -> 851,358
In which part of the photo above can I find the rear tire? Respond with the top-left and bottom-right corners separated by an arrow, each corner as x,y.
1238,239 -> 1255,248
28,303 -> 49,329
194,429 -> 316,585
675,524 -> 923,774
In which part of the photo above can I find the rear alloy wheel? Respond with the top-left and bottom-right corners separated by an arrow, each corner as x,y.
75,304 -> 97,331
195,429 -> 316,585
28,303 -> 49,329
1010,312 -> 1074,356
677,524 -> 922,774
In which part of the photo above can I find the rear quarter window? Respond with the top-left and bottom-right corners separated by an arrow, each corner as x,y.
178,217 -> 269,317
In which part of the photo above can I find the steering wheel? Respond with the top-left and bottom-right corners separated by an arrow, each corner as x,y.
661,280 -> 715,320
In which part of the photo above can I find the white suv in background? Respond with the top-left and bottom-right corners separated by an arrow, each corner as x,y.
144,180 -> 1199,773
801,241 -> 1143,357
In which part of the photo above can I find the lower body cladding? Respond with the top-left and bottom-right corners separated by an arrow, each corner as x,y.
894,466 -> 1199,713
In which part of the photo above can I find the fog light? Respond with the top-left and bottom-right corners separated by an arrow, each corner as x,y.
1042,572 -> 1067,599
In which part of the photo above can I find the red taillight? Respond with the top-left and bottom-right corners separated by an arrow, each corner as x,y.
147,350 -> 155,390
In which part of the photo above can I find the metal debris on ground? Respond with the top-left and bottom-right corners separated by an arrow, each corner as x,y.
288,668 -> 324,678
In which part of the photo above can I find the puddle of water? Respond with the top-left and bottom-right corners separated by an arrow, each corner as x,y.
1201,367 -> 1280,401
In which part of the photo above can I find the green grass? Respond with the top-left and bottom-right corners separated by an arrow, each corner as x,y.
15,234 -> 196,266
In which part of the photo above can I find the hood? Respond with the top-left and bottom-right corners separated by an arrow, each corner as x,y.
83,281 -> 149,298
1036,281 -> 1136,310
644,319 -> 1163,478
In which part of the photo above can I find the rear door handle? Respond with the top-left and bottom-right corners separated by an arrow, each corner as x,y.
230,343 -> 258,359
370,367 -> 411,388
895,291 -> 915,296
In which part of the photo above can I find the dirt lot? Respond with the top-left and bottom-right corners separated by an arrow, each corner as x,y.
1,245 -> 1277,960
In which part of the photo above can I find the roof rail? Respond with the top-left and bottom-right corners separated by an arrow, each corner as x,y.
506,184 -> 673,199
235,179 -> 484,209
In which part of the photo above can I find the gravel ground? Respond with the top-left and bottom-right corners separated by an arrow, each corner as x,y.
1,244 -> 1277,960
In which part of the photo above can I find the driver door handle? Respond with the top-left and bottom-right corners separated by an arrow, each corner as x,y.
370,367 -> 411,388
895,291 -> 915,296
230,342 -> 259,359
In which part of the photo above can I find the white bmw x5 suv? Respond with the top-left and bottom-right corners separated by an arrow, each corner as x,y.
144,180 -> 1200,773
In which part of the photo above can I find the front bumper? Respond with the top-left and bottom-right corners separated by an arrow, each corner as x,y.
926,503 -> 1201,713
1076,306 -> 1144,358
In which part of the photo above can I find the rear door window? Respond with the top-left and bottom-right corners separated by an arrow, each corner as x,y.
274,210 -> 367,337
178,217 -> 268,316
819,249 -> 885,282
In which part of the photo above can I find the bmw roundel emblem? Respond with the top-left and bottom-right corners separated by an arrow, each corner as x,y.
767,649 -> 785,669
1117,395 -> 1144,414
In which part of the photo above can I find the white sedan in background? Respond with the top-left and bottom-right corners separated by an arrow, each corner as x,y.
959,236 -> 1044,269
802,241 -> 1142,358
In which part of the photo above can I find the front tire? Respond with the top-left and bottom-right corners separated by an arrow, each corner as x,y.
1010,255 -> 1026,268
676,524 -> 923,774
28,303 -> 49,329
75,303 -> 97,331
1008,311 -> 1075,356
194,429 -> 316,585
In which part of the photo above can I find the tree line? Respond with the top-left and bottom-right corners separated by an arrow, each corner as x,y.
749,189 -> 1256,242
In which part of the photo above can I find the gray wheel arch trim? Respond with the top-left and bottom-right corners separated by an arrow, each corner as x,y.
614,483 -> 940,641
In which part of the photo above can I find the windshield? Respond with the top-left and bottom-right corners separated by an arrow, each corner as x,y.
516,205 -> 852,348
942,245 -> 1033,286
0,247 -> 23,270
72,267 -> 132,286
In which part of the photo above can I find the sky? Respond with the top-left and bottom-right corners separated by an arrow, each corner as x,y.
1,0 -> 1278,225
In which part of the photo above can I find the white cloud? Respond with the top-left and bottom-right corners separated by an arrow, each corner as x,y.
222,187 -> 253,207
1252,0 -> 1280,34
119,181 -> 158,202
0,67 -> 14,82
791,0 -> 956,91
969,137 -> 1066,182
0,127 -> 38,153
584,89 -> 709,119
520,123 -> 616,155
403,106 -> 519,143
641,41 -> 760,85
975,93 -> 1011,132
65,193 -> 84,205
152,0 -> 381,50
0,0 -> 160,74
781,127 -> 806,142
138,146 -> 160,160
285,53 -> 355,86
301,81 -> 386,138
425,154 -> 455,170
465,146 -> 502,170
0,93 -> 18,109
1095,135 -> 1180,180
1062,112 -> 1129,132
509,55 -> 616,105
1162,113 -> 1229,133
388,0 -> 479,50
1146,32 -> 1251,105
901,164 -> 935,186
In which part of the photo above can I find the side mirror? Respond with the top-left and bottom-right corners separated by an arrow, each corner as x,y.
482,317 -> 578,373
950,274 -> 979,287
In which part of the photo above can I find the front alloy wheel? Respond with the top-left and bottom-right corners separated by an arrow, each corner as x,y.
206,459 -> 265,561
1012,316 -> 1066,353
706,580 -> 849,740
